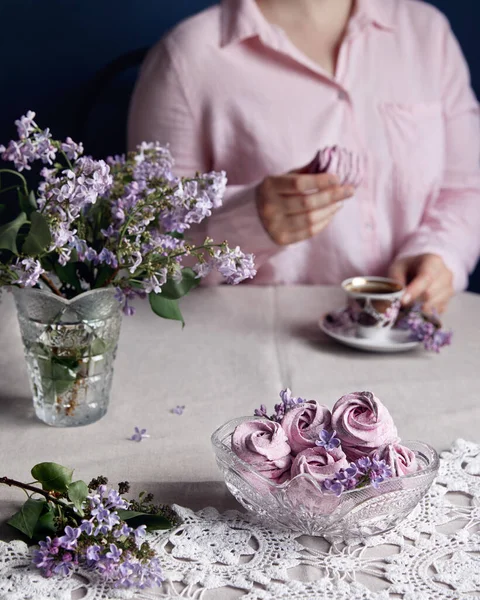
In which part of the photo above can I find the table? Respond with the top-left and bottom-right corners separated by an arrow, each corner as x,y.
1,286 -> 479,599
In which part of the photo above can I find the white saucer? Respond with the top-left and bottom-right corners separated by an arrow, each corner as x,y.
319,315 -> 420,353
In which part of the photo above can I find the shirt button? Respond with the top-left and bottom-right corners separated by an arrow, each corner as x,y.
365,222 -> 374,231
338,90 -> 348,101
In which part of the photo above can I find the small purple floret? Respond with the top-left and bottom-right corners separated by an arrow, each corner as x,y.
130,427 -> 150,442
315,429 -> 341,451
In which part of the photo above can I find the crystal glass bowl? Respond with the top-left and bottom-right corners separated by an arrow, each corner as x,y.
211,417 -> 439,541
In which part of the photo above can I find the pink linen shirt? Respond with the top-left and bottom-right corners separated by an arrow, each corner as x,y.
128,0 -> 480,289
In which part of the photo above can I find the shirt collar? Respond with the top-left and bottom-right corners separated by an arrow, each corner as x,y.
221,0 -> 396,48
221,0 -> 272,48
353,0 -> 396,31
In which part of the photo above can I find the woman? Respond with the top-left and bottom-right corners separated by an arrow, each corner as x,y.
128,0 -> 480,313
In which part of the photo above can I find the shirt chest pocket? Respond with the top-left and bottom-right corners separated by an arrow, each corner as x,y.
378,102 -> 445,196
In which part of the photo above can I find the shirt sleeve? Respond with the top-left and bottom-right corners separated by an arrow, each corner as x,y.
127,38 -> 280,285
394,20 -> 480,291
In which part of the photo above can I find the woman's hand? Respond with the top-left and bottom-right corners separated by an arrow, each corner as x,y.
388,253 -> 454,314
256,166 -> 355,246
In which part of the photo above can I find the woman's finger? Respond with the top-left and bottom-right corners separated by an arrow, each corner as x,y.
273,172 -> 338,195
286,203 -> 341,233
272,209 -> 340,245
422,284 -> 454,314
283,185 -> 354,215
403,271 -> 434,305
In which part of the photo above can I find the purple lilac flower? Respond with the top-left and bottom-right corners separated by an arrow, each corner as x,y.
53,552 -> 75,577
369,457 -> 393,488
80,520 -> 94,535
114,287 -> 145,317
356,456 -> 372,474
193,261 -> 212,279
34,129 -> 57,165
128,251 -> 143,273
12,258 -> 45,287
142,269 -> 167,294
32,536 -> 61,575
172,405 -> 185,415
58,526 -> 81,550
0,139 -> 32,170
106,154 -> 126,166
210,246 -> 256,284
106,543 -> 123,562
133,525 -> 147,548
86,544 -> 101,562
315,429 -> 341,451
254,404 -> 268,418
335,463 -> 359,490
113,524 -> 133,538
424,329 -> 453,352
0,112 -> 59,171
322,454 -> 394,497
1,128 -> 57,170
105,489 -> 129,510
396,304 -> 452,352
130,427 -> 150,442
253,388 -> 306,422
15,110 -> 37,139
95,248 -> 118,269
322,479 -> 345,497
199,171 -> 227,208
61,137 -> 84,160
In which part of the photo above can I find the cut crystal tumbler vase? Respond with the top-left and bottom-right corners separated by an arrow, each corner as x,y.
13,287 -> 122,427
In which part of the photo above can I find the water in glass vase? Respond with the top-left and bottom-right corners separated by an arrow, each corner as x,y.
13,287 -> 122,427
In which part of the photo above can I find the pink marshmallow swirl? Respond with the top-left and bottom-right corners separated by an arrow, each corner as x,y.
280,400 -> 332,455
375,443 -> 419,477
290,446 -> 349,482
308,145 -> 363,187
232,420 -> 292,483
331,391 -> 399,461
287,446 -> 349,515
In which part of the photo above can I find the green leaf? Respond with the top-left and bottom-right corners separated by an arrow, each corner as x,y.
7,498 -> 45,539
93,265 -> 115,288
19,190 -> 37,216
149,293 -> 184,326
51,362 -> 78,396
67,480 -> 88,515
32,504 -> 57,542
31,462 -> 74,493
116,510 -> 173,531
51,355 -> 80,372
22,211 -> 52,255
53,261 -> 82,294
0,212 -> 27,254
161,268 -> 200,300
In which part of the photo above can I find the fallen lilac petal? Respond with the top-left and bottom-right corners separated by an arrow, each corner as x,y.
130,427 -> 150,442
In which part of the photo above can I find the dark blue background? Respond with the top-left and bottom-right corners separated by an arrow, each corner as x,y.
1,0 -> 478,290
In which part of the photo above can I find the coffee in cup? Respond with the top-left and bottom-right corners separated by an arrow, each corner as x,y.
341,276 -> 405,339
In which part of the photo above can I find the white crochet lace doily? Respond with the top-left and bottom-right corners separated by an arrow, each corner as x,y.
1,439 -> 479,600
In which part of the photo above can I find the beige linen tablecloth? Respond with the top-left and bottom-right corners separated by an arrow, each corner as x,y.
0,285 -> 479,595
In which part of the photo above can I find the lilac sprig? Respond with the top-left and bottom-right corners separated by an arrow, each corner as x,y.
396,304 -> 452,352
0,112 -> 256,305
32,484 -> 164,588
322,455 -> 393,497
254,388 -> 306,422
